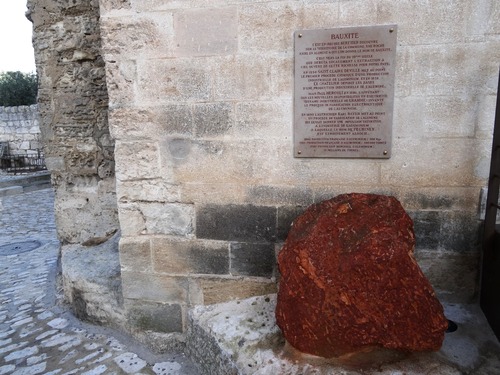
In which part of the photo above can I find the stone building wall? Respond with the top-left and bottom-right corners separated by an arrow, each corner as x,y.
0,105 -> 42,155
99,0 -> 500,334
27,0 -> 500,338
27,0 -> 118,245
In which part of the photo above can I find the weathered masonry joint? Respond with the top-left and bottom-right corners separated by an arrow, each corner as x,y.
28,0 -> 499,350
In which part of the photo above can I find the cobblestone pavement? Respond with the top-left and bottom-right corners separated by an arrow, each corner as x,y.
0,188 -> 201,375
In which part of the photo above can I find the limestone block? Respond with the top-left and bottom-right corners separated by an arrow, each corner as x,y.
115,141 -> 161,181
485,0 -> 500,34
423,95 -> 477,138
409,210 -> 441,250
239,2 -> 301,54
392,189 -> 448,212
55,198 -> 118,244
212,56 -> 272,101
474,94 -> 498,139
99,0 -> 132,13
100,14 -> 173,58
19,141 -> 31,150
440,211 -> 481,253
137,58 -> 211,103
398,187 -> 479,212
475,140 -> 495,181
117,179 -> 181,203
109,107 -> 160,140
416,251 -> 479,303
181,182 -> 246,205
65,151 -> 99,176
235,100 -> 291,140
190,277 -> 277,305
380,138 -> 484,187
254,140 -> 382,186
98,134 -> 114,148
463,0 -> 494,41
132,0 -> 193,11
61,234 -> 125,326
30,141 -> 43,150
119,237 -> 152,273
53,125 -> 94,139
269,57 -> 293,99
376,0 -> 467,45
104,60 -> 136,108
230,242 -> 276,278
157,104 -> 195,136
107,104 -> 197,141
196,204 -> 276,242
193,102 -> 234,137
174,8 -> 237,57
338,0 -> 378,26
151,238 -> 229,275
118,204 -> 146,237
411,43 -> 500,97
122,271 -> 188,303
394,46 -> 412,98
132,0 -> 264,12
139,202 -> 195,236
251,140 -> 309,185
271,225 -> 293,257
97,177 -> 118,206
125,300 -> 183,333
302,3 -> 339,28
186,294 -> 282,375
9,141 -> 22,150
44,156 -> 65,171
251,185 -> 311,209
393,96 -> 425,139
162,138 -> 256,184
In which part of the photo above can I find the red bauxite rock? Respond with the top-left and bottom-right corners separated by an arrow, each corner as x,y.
275,193 -> 448,358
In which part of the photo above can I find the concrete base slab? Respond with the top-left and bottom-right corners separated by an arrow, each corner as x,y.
187,294 -> 500,375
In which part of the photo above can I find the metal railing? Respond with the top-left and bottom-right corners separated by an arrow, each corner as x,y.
0,149 -> 47,175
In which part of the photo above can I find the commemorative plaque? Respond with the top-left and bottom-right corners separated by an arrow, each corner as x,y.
294,25 -> 397,158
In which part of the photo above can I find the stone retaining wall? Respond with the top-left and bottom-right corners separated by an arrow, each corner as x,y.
0,105 -> 41,155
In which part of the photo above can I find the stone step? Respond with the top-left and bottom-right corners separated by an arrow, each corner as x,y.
0,185 -> 23,197
0,171 -> 51,195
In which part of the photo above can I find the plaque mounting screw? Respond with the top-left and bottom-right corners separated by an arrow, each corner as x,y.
297,151 -> 302,155
389,28 -> 394,33
383,150 -> 388,155
298,33 -> 303,38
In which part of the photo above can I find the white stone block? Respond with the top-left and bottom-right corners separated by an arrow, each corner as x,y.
174,8 -> 237,57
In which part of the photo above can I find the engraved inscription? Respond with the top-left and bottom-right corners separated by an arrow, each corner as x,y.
294,25 -> 397,158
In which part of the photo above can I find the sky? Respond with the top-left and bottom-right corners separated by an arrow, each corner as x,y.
0,1 -> 36,73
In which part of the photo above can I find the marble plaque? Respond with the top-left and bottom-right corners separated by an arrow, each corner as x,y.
294,25 -> 397,158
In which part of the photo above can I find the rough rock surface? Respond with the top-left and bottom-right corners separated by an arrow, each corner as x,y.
275,193 -> 448,358
27,0 -> 118,244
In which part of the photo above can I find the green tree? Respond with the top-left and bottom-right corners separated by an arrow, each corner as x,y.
0,71 -> 38,107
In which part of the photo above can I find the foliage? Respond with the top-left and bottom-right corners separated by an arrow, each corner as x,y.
0,71 -> 38,107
